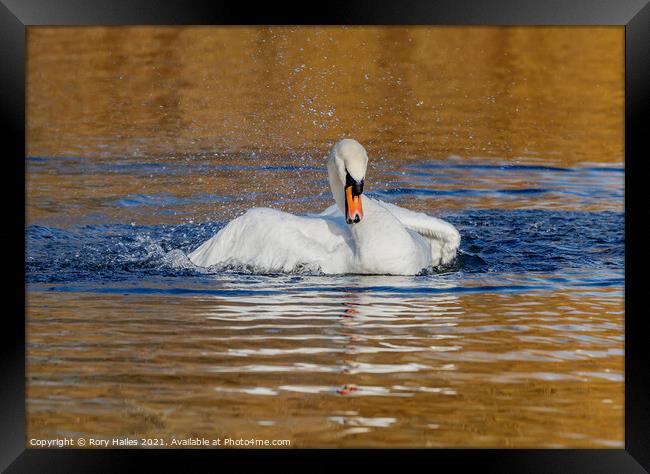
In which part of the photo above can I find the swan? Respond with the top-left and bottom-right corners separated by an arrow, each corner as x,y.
188,139 -> 460,275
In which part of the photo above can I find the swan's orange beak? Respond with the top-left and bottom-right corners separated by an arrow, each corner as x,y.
345,184 -> 364,224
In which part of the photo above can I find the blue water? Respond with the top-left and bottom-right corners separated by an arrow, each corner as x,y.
27,157 -> 624,294
26,208 -> 623,289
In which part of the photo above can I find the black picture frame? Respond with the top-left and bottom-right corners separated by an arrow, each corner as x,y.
3,0 -> 648,472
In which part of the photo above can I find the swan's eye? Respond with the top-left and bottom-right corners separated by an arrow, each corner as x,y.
345,169 -> 364,196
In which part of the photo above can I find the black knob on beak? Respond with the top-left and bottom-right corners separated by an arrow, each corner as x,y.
346,171 -> 364,197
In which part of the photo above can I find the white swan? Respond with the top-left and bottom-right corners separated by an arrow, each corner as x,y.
189,139 -> 460,275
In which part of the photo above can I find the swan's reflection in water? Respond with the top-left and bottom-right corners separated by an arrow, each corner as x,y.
193,276 -> 465,437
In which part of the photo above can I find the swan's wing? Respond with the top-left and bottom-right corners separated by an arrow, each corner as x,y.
188,208 -> 352,273
373,199 -> 460,265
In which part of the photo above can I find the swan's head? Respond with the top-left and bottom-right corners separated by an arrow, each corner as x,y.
329,138 -> 368,224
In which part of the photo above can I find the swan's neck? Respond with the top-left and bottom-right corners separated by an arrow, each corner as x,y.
327,156 -> 346,215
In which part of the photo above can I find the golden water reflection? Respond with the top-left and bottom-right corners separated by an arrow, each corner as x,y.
28,282 -> 623,448
28,27 -> 623,165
